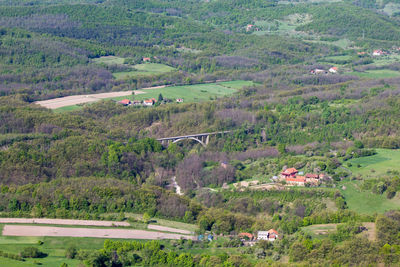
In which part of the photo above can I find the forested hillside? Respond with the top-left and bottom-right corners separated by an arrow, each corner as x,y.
1,0 -> 400,266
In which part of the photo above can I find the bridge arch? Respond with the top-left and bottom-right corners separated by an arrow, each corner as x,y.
172,137 -> 206,147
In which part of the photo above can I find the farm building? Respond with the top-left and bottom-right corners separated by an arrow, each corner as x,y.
310,69 -> 326,74
176,98 -> 184,103
305,173 -> 319,184
286,176 -> 306,186
118,99 -> 131,106
373,50 -> 384,56
329,67 -> 338,73
143,57 -> 151,62
239,232 -> 254,241
281,168 -> 298,178
257,229 -> 278,241
143,99 -> 155,106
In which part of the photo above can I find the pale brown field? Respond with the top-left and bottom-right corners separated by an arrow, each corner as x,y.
2,225 -> 196,240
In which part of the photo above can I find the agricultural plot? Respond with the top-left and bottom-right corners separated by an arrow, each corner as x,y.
131,81 -> 253,102
346,69 -> 400,78
305,38 -> 353,49
35,91 -> 133,109
347,149 -> 400,178
339,180 -> 400,214
2,225 -> 195,240
92,56 -> 126,65
338,149 -> 400,214
113,63 -> 175,79
302,224 -> 337,239
0,232 -> 137,267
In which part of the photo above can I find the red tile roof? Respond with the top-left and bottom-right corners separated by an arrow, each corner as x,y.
306,173 -> 319,179
119,99 -> 131,105
268,229 -> 278,235
286,177 -> 306,183
239,232 -> 254,239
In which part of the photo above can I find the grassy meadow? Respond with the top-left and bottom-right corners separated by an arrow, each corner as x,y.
347,149 -> 400,178
338,149 -> 400,214
113,63 -> 175,79
54,80 -> 254,112
340,180 -> 400,215
132,81 -> 253,102
346,69 -> 400,78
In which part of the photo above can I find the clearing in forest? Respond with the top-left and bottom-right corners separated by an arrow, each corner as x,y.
113,63 -> 176,79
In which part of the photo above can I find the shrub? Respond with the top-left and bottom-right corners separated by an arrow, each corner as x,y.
20,247 -> 45,258
65,246 -> 77,259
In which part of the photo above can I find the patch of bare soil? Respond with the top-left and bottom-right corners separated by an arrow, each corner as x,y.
2,225 -> 195,240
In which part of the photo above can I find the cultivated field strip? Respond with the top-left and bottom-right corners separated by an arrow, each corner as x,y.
0,218 -> 130,227
147,224 -> 193,234
2,225 -> 196,240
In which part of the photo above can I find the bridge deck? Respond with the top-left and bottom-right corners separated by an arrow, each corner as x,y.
156,131 -> 231,141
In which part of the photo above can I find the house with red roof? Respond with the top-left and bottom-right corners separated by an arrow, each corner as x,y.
257,229 -> 279,241
143,57 -> 151,62
143,99 -> 155,106
286,176 -> 306,186
329,67 -> 338,73
118,99 -> 131,106
176,98 -> 184,103
281,168 -> 298,178
239,232 -> 254,241
373,50 -> 384,56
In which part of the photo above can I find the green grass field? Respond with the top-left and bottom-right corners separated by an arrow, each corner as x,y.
113,63 -> 175,79
347,149 -> 400,178
346,69 -> 400,78
54,80 -> 253,112
302,224 -> 337,239
92,56 -> 126,65
0,234 -> 107,267
339,180 -> 400,214
338,149 -> 400,214
132,81 -> 253,102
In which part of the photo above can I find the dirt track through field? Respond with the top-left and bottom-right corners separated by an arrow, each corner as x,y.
2,225 -> 196,240
0,218 -> 130,227
147,224 -> 192,234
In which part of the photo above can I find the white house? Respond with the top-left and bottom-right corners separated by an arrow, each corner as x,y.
257,231 -> 269,240
373,50 -> 384,56
257,229 -> 279,241
329,67 -> 338,73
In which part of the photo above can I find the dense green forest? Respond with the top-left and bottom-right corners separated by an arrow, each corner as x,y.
1,0 -> 400,266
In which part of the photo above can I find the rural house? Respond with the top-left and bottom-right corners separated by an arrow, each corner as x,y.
286,176 -> 306,186
118,99 -> 131,106
143,57 -> 151,62
281,168 -> 298,178
257,229 -> 279,241
176,98 -> 184,103
310,69 -> 326,74
305,173 -> 319,184
373,50 -> 384,56
239,232 -> 254,241
143,99 -> 154,106
329,67 -> 338,73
